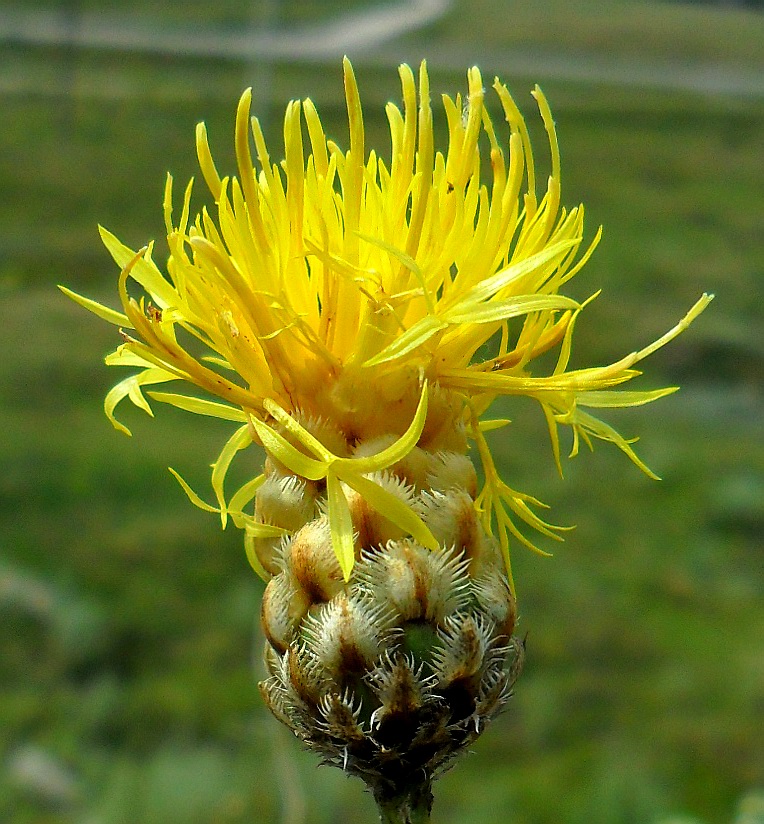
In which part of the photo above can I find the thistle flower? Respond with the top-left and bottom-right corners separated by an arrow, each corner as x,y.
63,59 -> 710,821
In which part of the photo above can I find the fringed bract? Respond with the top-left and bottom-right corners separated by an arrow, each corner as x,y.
257,421 -> 523,798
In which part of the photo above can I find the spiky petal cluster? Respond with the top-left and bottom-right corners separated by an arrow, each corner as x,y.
62,58 -> 710,585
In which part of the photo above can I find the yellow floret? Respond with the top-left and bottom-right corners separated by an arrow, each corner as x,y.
61,59 -> 711,587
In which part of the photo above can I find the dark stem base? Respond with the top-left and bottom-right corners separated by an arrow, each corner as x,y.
372,776 -> 434,824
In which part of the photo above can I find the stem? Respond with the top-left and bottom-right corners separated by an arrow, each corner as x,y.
373,777 -> 433,824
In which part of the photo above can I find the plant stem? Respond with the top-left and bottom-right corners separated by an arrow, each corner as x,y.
373,777 -> 433,824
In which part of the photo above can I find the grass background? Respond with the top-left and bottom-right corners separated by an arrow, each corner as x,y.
1,1 -> 762,822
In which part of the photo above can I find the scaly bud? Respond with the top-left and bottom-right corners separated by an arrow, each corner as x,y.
286,517 -> 345,603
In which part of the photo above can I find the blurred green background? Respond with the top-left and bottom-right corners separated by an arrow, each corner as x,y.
1,0 -> 762,822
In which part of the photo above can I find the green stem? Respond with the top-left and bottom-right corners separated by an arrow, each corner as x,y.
373,777 -> 433,824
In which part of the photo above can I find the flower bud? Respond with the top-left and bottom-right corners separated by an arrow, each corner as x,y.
261,570 -> 312,653
419,383 -> 468,452
318,692 -> 366,743
473,571 -> 517,638
285,517 -> 345,603
343,473 -> 419,549
301,593 -> 396,678
421,489 -> 483,563
431,613 -> 492,688
426,451 -> 478,498
367,654 -> 431,747
357,541 -> 470,624
354,438 -> 433,491
255,474 -> 318,532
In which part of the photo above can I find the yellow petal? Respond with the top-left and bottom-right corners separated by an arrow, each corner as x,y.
459,238 -> 578,305
211,424 -> 253,526
244,530 -> 271,581
443,293 -> 579,325
363,315 -> 447,367
576,388 -> 678,408
169,467 -> 220,512
99,226 -> 178,309
249,416 -> 328,481
58,285 -> 131,327
334,381 -> 429,474
341,471 -> 438,552
479,418 -> 511,432
228,474 -> 266,520
148,392 -> 248,421
326,470 -> 356,581
262,398 -> 334,463
104,368 -> 176,436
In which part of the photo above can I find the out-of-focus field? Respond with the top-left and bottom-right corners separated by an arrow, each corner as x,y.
1,1 -> 762,823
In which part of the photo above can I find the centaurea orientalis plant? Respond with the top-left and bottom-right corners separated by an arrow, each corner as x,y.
63,59 -> 711,823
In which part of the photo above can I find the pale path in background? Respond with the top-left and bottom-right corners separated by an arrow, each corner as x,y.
1,1 -> 763,99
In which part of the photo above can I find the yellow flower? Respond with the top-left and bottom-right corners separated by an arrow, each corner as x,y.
62,59 -> 711,588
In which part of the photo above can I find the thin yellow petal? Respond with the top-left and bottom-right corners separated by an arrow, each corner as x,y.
169,467 -> 220,513
458,238 -> 578,306
576,388 -> 678,408
104,368 -> 175,436
342,471 -> 438,551
443,294 -> 579,325
148,392 -> 248,421
249,416 -> 328,481
479,418 -> 511,432
327,470 -> 356,581
99,226 -> 178,309
635,293 -> 714,362
58,285 -> 131,327
196,121 -> 223,201
228,474 -> 266,519
244,531 -> 271,581
211,424 -> 253,526
334,382 -> 428,475
363,315 -> 447,367
240,518 -> 286,539
262,398 -> 334,463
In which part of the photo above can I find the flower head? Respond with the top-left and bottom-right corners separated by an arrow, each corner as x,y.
63,59 -> 711,588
